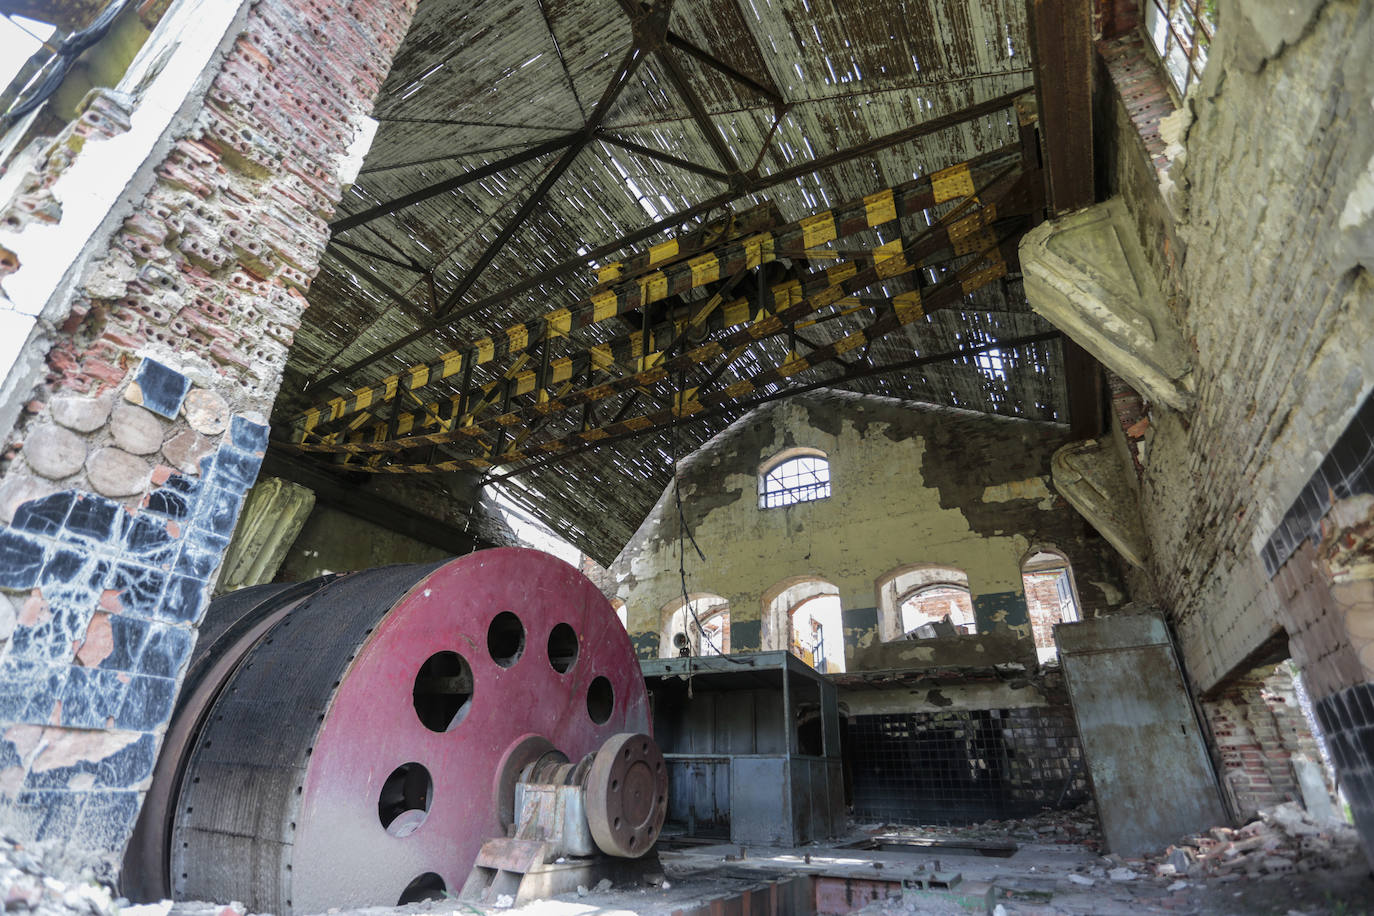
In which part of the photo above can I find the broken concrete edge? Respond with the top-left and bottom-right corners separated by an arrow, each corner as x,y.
1050,439 -> 1149,569
1019,198 -> 1194,413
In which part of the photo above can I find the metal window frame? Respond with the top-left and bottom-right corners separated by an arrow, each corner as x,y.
1144,0 -> 1214,95
759,456 -> 832,509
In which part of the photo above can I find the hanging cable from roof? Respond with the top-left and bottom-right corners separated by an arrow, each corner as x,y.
1,0 -> 130,129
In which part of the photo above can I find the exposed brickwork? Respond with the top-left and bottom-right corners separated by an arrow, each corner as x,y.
1119,0 -> 1374,693
0,0 -> 417,866
1098,32 -> 1174,173
1203,663 -> 1329,821
1105,370 -> 1148,476
1022,571 -> 1067,652
1094,0 -> 1140,41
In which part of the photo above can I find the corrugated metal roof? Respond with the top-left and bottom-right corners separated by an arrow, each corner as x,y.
275,0 -> 1062,561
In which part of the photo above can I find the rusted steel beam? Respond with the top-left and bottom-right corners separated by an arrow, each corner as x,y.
358,139 -> 572,176
329,133 -> 579,233
434,140 -> 588,316
328,238 -> 425,273
304,87 -> 1032,393
595,130 -> 731,183
664,30 -> 784,107
296,230 -> 1027,466
326,246 -> 432,321
1026,0 -> 1094,213
652,42 -> 743,178
435,6 -> 672,316
1061,336 -> 1104,438
295,155 -> 1025,440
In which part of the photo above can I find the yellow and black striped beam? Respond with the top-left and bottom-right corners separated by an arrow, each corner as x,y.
293,234 -> 1019,473
301,166 -> 1031,452
291,148 -> 1021,441
292,196 -> 1028,458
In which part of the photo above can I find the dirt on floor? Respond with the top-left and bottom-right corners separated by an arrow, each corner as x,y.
6,801 -> 1374,916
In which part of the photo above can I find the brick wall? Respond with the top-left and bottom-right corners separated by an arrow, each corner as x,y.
1097,0 -> 1374,860
0,0 -> 416,867
1106,0 -> 1374,695
1022,571 -> 1064,652
1203,663 -> 1328,821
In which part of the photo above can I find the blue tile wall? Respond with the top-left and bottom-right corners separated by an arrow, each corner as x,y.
0,413 -> 269,852
130,358 -> 192,419
0,357 -> 273,851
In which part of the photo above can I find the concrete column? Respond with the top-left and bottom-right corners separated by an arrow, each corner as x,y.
0,0 -> 416,868
216,476 -> 315,593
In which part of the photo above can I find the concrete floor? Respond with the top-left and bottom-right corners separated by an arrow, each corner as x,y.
254,832 -> 1374,916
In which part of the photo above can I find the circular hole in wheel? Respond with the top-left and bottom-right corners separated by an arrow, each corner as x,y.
412,651 -> 473,732
487,611 -> 526,668
378,763 -> 433,837
587,675 -> 614,724
547,622 -> 578,673
397,872 -> 445,905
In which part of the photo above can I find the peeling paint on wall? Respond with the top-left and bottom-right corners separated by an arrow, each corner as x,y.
842,606 -> 880,656
974,591 -> 1032,637
630,631 -> 660,660
610,392 -> 1128,653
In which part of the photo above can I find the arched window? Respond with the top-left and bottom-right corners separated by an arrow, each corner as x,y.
876,564 -> 976,640
791,595 -> 844,673
759,448 -> 831,509
760,576 -> 846,672
660,594 -> 731,658
1021,549 -> 1081,662
899,583 -> 976,635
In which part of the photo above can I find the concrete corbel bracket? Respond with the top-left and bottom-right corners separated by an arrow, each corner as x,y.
1051,439 -> 1149,569
1021,197 -> 1194,411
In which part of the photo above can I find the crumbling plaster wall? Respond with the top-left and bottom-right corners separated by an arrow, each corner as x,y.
1103,0 -> 1374,695
609,391 -> 1128,659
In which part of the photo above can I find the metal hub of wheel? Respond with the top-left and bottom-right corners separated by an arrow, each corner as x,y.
586,732 -> 669,858
127,548 -> 650,915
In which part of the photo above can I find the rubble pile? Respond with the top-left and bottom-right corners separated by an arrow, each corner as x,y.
0,838 -> 117,916
1145,802 -> 1362,879
868,802 -> 1103,850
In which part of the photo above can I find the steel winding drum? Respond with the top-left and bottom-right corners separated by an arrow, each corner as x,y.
124,548 -> 649,914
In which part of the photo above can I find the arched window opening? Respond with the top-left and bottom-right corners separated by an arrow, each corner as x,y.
876,564 -> 976,640
660,594 -> 731,659
1021,550 -> 1081,663
759,448 -> 831,509
899,583 -> 977,636
790,594 -> 845,673
762,577 -> 846,673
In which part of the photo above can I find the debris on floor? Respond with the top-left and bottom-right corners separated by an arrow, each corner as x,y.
0,837 -> 117,916
1140,801 -> 1362,880
859,802 -> 1104,852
